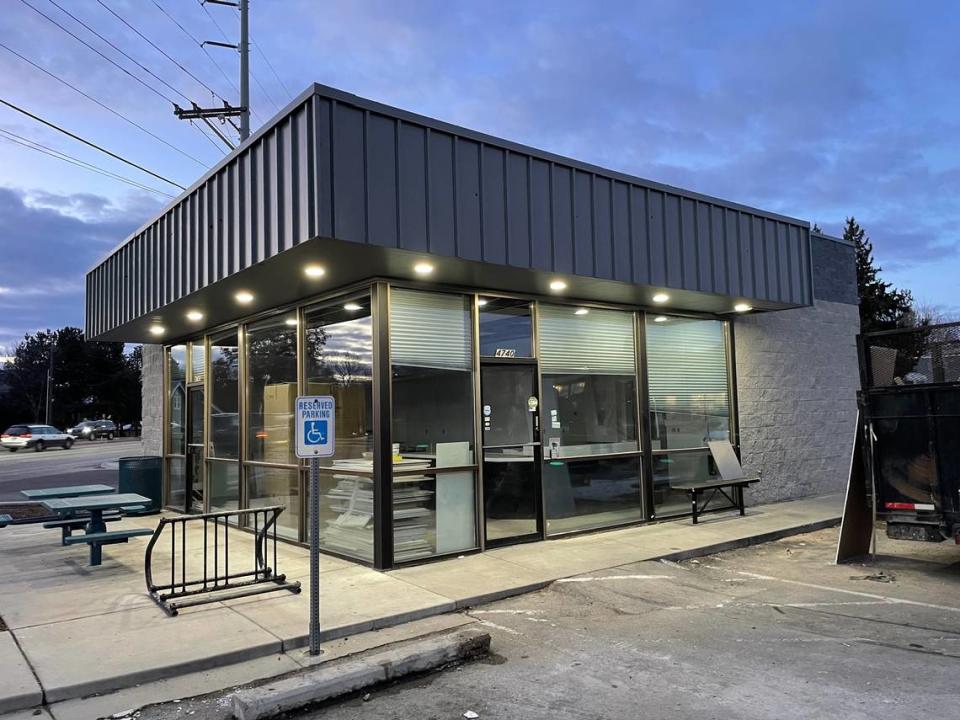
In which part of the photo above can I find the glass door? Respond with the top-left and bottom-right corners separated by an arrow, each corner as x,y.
186,386 -> 205,513
480,363 -> 542,545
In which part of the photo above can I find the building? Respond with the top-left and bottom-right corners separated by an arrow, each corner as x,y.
85,84 -> 860,569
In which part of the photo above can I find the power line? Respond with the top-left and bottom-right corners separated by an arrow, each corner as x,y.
95,0 -> 226,105
0,41 -> 207,168
0,97 -> 185,190
16,0 -> 225,157
43,0 -> 195,105
253,40 -> 292,100
0,128 -> 175,198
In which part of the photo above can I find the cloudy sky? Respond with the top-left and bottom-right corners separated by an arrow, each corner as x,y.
1,0 -> 958,348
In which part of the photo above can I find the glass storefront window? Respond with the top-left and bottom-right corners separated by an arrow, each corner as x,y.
539,304 -> 642,533
246,465 -> 300,539
305,295 -> 375,562
166,345 -> 186,507
189,342 -> 205,384
246,313 -> 299,465
208,330 -> 240,512
478,297 -> 533,358
646,316 -> 731,515
390,288 -> 477,561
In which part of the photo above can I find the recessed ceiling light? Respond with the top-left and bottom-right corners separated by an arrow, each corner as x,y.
185,310 -> 203,322
304,265 -> 326,278
477,298 -> 489,307
344,302 -> 362,312
284,318 -> 298,326
148,325 -> 165,335
574,307 -> 589,315
734,303 -> 752,313
549,279 -> 567,291
235,291 -> 254,304
653,315 -> 668,323
413,262 -> 434,275
652,293 -> 669,303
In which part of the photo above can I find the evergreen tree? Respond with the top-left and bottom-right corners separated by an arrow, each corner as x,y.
846,217 -> 915,333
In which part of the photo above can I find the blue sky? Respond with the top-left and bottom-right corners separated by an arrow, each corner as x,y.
1,0 -> 958,349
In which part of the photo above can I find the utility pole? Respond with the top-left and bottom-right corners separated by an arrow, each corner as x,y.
44,339 -> 54,425
239,0 -> 250,141
174,0 -> 249,147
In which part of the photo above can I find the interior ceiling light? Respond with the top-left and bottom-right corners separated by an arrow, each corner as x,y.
235,291 -> 254,304
477,298 -> 489,307
285,318 -> 298,326
413,262 -> 434,275
304,264 -> 326,278
344,302 -> 362,311
148,325 -> 165,335
574,307 -> 589,315
185,310 -> 203,321
653,315 -> 668,323
652,292 -> 669,303
549,279 -> 567,291
734,303 -> 752,313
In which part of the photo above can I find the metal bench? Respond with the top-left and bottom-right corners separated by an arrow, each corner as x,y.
64,528 -> 155,565
671,441 -> 760,525
0,514 -> 11,528
44,514 -> 123,544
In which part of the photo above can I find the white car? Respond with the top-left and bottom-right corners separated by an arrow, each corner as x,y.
1,424 -> 74,452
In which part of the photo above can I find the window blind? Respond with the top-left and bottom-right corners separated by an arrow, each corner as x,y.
539,305 -> 636,375
390,288 -> 471,370
646,318 -> 729,415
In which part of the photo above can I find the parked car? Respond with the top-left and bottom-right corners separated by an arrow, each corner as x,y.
1,424 -> 74,452
67,420 -> 117,441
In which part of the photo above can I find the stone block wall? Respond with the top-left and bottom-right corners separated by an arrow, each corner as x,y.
734,299 -> 860,504
140,344 -> 164,456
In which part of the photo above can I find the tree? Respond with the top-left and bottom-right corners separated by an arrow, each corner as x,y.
0,327 -> 141,430
846,217 -> 916,333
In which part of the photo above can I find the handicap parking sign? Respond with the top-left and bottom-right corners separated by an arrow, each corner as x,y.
295,396 -> 335,458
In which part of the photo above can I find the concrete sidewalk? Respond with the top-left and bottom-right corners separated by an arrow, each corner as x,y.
0,493 -> 842,716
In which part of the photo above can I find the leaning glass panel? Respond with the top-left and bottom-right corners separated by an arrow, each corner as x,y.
544,455 -> 643,534
246,465 -> 299,540
390,288 -> 477,561
651,449 -> 734,517
246,313 -> 299,465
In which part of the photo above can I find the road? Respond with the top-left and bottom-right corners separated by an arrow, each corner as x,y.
0,438 -> 140,501
291,528 -> 960,720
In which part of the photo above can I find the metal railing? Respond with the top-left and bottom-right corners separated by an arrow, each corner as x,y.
144,505 -> 301,616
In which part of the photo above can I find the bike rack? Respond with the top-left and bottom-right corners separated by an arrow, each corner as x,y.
144,505 -> 301,616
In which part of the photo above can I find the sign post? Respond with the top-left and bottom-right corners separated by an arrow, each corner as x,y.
295,395 -> 335,656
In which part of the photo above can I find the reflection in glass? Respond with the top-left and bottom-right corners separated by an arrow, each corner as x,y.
209,331 -> 239,460
246,465 -> 299,539
541,374 -> 637,456
189,342 -> 205,384
651,450 -> 731,517
208,459 -> 239,512
543,455 -> 643,534
167,345 -> 186,456
167,456 -> 185,508
305,296 -> 375,561
246,314 -> 298,465
478,298 -> 533,358
390,289 -> 477,561
646,316 -> 731,513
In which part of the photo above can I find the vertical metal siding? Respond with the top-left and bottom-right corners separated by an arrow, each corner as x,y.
86,88 -> 814,338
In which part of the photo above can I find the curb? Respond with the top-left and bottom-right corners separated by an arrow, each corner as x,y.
231,628 -> 491,720
651,516 -> 842,563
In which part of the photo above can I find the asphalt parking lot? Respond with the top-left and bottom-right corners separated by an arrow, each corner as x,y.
293,527 -> 960,720
0,437 -> 137,501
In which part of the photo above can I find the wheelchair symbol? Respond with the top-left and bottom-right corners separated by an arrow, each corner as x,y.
304,420 -> 328,446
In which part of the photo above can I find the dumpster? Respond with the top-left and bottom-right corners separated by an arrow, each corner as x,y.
118,456 -> 162,514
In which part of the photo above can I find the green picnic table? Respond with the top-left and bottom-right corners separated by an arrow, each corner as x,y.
42,493 -> 153,566
21,484 -> 115,500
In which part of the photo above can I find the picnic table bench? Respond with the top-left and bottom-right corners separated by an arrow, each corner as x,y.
671,441 -> 760,525
21,484 -> 115,500
0,514 -> 11,528
42,493 -> 152,566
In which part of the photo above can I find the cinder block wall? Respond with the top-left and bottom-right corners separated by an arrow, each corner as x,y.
140,344 -> 164,456
735,233 -> 860,504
